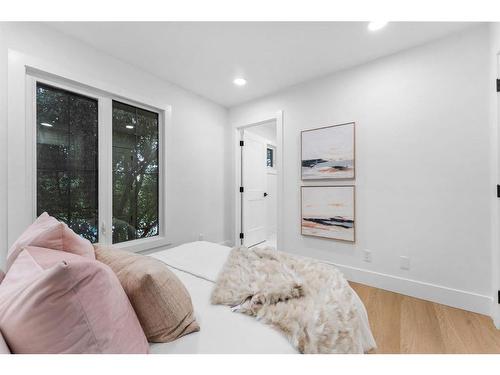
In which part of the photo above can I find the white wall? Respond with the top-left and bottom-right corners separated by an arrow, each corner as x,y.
0,22 -> 231,268
230,25 -> 493,314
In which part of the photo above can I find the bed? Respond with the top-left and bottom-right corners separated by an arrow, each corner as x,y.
147,241 -> 375,354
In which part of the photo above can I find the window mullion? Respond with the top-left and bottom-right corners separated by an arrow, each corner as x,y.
98,97 -> 113,245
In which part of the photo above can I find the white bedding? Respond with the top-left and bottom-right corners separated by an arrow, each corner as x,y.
147,241 -> 375,354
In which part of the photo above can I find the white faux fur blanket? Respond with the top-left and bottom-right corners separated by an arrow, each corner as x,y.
211,246 -> 376,354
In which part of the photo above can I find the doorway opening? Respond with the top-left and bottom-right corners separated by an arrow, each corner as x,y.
237,119 -> 279,249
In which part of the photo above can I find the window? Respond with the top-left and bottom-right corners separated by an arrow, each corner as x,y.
34,78 -> 164,247
267,147 -> 274,168
112,101 -> 159,244
36,83 -> 99,242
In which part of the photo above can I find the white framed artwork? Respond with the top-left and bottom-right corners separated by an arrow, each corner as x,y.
301,122 -> 355,180
301,185 -> 355,242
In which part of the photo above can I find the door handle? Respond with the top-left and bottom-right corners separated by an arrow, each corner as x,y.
264,192 -> 268,197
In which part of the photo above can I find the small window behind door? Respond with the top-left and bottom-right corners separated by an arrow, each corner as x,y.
266,147 -> 274,168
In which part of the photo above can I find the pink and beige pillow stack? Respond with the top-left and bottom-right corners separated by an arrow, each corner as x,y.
0,213 -> 149,354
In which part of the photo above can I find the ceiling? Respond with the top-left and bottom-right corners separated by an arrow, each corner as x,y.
47,22 -> 477,107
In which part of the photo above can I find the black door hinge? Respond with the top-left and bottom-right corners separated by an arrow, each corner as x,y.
240,140 -> 244,147
239,186 -> 244,193
497,185 -> 500,198
497,79 -> 500,92
498,290 -> 500,304
239,232 -> 244,239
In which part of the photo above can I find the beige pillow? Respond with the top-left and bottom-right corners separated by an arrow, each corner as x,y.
94,245 -> 200,343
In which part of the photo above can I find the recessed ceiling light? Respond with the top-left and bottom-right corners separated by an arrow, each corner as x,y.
40,122 -> 53,127
233,77 -> 247,87
368,22 -> 388,31
126,125 -> 134,129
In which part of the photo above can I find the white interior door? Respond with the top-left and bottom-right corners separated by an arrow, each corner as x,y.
266,171 -> 277,237
242,130 -> 267,247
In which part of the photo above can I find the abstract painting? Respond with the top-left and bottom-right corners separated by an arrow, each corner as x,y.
301,122 -> 355,180
301,185 -> 355,242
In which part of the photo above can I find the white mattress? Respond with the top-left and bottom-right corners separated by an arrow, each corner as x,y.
147,241 -> 375,354
150,241 -> 229,282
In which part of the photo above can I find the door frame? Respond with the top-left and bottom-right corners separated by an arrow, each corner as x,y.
233,111 -> 283,249
493,52 -> 500,329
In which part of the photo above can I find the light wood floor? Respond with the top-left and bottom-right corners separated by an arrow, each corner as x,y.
350,282 -> 500,354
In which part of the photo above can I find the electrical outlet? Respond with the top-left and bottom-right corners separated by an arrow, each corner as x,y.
400,256 -> 410,270
363,249 -> 372,263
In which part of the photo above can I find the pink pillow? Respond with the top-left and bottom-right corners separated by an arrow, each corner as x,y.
0,330 -> 10,354
0,246 -> 149,354
6,212 -> 95,271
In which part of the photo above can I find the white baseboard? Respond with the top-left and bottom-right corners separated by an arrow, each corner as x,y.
327,261 -> 493,317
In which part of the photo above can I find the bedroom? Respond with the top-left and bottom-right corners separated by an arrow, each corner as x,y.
1,0 -> 500,372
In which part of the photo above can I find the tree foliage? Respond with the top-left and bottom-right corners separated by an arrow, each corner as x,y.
112,101 -> 159,244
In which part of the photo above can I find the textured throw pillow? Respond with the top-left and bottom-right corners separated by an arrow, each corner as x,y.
0,246 -> 149,354
6,212 -> 95,271
94,245 -> 200,343
0,330 -> 10,354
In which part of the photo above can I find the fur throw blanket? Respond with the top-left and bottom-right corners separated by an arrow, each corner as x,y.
211,246 -> 375,354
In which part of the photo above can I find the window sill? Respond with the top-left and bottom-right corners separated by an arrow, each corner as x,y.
110,236 -> 171,253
